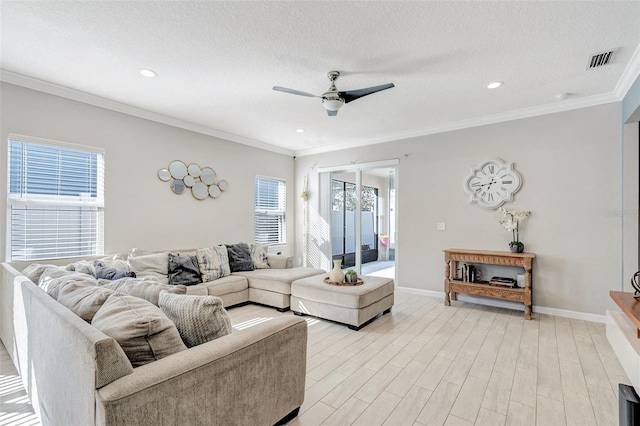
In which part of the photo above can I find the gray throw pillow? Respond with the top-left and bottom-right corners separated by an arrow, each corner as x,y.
226,243 -> 254,272
168,253 -> 202,286
94,262 -> 137,280
159,291 -> 232,348
92,293 -> 187,367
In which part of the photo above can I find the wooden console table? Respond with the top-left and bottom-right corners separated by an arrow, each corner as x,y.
610,291 -> 640,338
444,248 -> 536,320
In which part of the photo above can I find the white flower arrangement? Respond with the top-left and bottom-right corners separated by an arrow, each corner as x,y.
495,207 -> 531,245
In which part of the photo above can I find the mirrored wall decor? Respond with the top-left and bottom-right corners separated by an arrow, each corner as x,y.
192,182 -> 209,200
158,169 -> 171,182
187,163 -> 201,178
159,161 -> 229,200
171,179 -> 186,194
209,184 -> 221,198
169,160 -> 188,180
201,167 -> 216,185
183,175 -> 196,188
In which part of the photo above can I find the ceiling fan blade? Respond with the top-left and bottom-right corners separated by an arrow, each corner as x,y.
327,109 -> 338,117
272,86 -> 319,97
340,83 -> 395,104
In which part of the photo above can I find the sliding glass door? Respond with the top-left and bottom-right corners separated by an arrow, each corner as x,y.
320,162 -> 396,278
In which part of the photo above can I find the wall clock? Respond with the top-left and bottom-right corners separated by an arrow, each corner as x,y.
463,158 -> 522,208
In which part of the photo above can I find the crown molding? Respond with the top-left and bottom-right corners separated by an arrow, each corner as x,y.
293,92 -> 620,157
0,70 -> 295,157
615,43 -> 640,100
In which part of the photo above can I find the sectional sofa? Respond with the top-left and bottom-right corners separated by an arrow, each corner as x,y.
0,248 -> 325,425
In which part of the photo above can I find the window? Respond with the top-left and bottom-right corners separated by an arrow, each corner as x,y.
254,176 -> 286,245
7,136 -> 104,261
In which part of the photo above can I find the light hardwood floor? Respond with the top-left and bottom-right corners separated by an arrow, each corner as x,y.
0,291 -> 630,426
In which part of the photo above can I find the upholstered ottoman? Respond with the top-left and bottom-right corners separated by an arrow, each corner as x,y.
290,275 -> 394,330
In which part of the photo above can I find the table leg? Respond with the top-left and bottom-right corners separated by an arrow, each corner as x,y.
444,260 -> 451,306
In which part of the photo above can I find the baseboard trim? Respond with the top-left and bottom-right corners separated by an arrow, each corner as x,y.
396,286 -> 607,323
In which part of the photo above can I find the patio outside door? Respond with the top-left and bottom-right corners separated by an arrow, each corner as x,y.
325,164 -> 396,278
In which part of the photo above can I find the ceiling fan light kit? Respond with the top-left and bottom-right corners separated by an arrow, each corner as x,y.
273,70 -> 394,116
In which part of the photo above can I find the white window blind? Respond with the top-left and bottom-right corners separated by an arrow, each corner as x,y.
7,137 -> 105,261
254,176 -> 286,245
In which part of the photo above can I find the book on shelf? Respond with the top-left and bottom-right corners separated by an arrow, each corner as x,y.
489,276 -> 517,287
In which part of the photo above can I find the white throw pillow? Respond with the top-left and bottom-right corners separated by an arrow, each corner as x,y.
196,245 -> 230,281
249,243 -> 270,269
128,252 -> 170,285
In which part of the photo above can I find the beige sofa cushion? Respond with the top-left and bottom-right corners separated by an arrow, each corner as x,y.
65,260 -> 96,275
95,254 -> 131,271
57,284 -> 117,322
128,252 -> 169,284
197,245 -> 231,281
236,268 -> 326,294
159,291 -> 232,348
195,274 -> 248,297
38,268 -> 99,299
99,277 -> 187,306
92,294 -> 187,367
22,263 -> 61,283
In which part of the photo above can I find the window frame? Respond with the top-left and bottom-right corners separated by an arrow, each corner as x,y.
6,134 -> 105,262
254,175 -> 287,247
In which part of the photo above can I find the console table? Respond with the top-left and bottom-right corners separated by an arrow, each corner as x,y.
443,248 -> 536,319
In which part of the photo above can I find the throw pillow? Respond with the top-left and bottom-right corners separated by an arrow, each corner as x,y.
94,258 -> 131,271
65,260 -> 96,276
94,263 -> 137,280
41,275 -> 98,300
128,252 -> 170,284
159,291 -> 232,348
99,277 -> 187,306
168,253 -> 202,286
57,284 -> 117,322
92,293 -> 187,367
249,243 -> 270,269
22,263 -> 60,283
196,245 -> 231,281
225,243 -> 254,272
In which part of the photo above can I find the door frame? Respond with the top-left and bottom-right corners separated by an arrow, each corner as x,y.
318,159 -> 399,276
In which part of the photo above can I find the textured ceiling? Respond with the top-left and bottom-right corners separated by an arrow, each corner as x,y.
1,1 -> 640,156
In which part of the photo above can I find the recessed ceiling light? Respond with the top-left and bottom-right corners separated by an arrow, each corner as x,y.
139,68 -> 158,78
555,93 -> 571,100
295,128 -> 305,133
487,81 -> 504,89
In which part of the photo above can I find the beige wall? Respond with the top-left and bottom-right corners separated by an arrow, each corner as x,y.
295,103 -> 629,317
0,83 -> 295,260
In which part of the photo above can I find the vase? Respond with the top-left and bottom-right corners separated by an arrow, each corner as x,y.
329,260 -> 345,283
509,242 -> 524,253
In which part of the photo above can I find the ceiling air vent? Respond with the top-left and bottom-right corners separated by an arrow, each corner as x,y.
587,49 -> 615,69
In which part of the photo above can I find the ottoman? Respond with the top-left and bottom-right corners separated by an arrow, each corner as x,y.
290,275 -> 394,330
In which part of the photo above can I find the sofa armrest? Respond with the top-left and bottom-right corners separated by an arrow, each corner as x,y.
95,315 -> 307,426
268,254 -> 293,269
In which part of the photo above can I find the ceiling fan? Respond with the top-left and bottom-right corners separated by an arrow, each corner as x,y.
273,71 -> 394,116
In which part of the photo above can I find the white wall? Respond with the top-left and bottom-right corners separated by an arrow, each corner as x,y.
295,103 -> 628,316
0,83 -> 295,260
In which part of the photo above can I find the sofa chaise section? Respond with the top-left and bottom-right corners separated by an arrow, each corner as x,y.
235,267 -> 326,311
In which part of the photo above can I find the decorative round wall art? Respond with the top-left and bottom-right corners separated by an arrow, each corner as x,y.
159,161 -> 228,200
